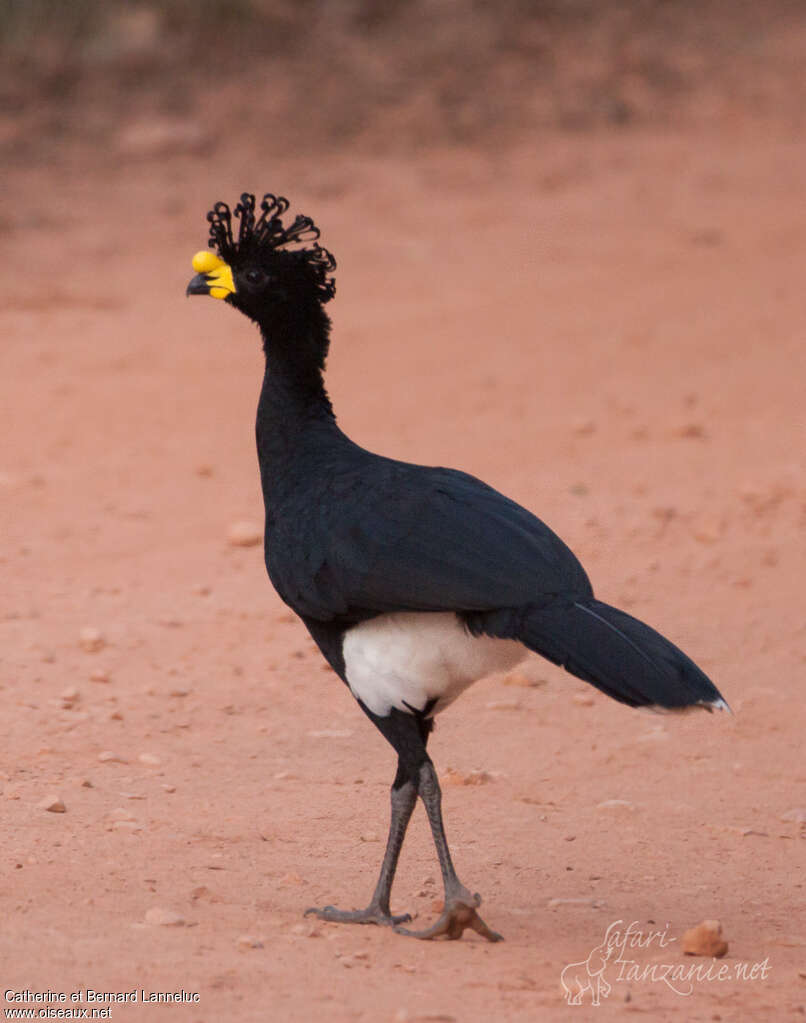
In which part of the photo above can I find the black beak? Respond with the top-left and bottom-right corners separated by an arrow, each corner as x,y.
186,273 -> 211,296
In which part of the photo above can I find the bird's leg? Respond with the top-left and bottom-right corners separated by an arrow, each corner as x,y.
304,762 -> 417,927
393,760 -> 503,942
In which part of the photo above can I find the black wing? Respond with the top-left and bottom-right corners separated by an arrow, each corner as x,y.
266,454 -> 593,622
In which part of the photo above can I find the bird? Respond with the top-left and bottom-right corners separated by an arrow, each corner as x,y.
186,192 -> 728,943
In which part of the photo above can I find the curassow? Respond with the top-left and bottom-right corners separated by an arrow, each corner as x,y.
187,193 -> 728,942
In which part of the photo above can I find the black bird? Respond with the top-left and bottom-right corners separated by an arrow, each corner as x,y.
187,193 -> 728,942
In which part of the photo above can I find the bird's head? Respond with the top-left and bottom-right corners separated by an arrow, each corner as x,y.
186,193 -> 336,327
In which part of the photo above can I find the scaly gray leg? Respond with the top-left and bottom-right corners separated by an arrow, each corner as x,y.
305,772 -> 417,927
393,760 -> 503,942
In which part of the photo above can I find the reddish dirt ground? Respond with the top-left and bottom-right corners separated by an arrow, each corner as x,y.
2,119 -> 805,1021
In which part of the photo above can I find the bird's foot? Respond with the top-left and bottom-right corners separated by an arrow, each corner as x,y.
304,903 -> 412,928
393,890 -> 503,942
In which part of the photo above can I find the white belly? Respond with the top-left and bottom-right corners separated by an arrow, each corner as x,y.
342,611 -> 527,718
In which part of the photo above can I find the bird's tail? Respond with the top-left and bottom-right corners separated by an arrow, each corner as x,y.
471,597 -> 728,711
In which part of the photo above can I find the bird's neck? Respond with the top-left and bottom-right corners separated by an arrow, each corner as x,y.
255,307 -> 341,491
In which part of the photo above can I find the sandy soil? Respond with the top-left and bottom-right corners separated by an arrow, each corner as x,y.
2,115 -> 805,1021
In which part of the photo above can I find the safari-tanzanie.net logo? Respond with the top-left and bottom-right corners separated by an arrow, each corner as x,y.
560,919 -> 770,1005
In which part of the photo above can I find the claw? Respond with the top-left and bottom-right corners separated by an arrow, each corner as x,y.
393,893 -> 503,942
304,904 -> 412,927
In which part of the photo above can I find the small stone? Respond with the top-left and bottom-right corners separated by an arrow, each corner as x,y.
109,807 -> 137,821
485,699 -> 521,711
442,767 -> 493,786
572,693 -> 594,706
596,799 -> 635,812
144,907 -> 185,927
237,934 -> 264,950
682,920 -> 728,958
79,627 -> 105,653
161,784 -> 176,793
38,795 -> 65,813
60,686 -> 80,706
290,921 -> 320,937
360,831 -> 379,842
500,671 -> 541,688
89,668 -> 111,683
98,751 -> 127,764
675,422 -> 707,440
139,753 -> 161,766
781,808 -> 806,825
227,521 -> 263,547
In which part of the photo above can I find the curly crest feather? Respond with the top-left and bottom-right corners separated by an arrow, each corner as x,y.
206,193 -> 336,303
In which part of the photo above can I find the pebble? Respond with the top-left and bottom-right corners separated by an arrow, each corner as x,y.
109,807 -> 137,822
291,921 -> 320,937
89,668 -> 111,683
60,687 -> 80,706
98,751 -> 127,764
674,422 -> 707,440
226,521 -> 263,547
139,753 -> 161,766
144,907 -> 185,927
500,670 -> 545,688
485,699 -> 521,711
572,693 -> 595,706
236,934 -> 264,950
596,799 -> 636,812
442,768 -> 493,786
79,627 -> 105,653
38,795 -> 65,813
682,920 -> 728,958
781,808 -> 806,825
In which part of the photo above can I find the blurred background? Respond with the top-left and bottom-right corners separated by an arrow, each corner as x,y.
4,0 -> 806,162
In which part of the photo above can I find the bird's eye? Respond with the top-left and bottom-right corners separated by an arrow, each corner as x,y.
243,268 -> 266,287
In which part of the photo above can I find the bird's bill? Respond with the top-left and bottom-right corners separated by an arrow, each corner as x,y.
186,250 -> 235,300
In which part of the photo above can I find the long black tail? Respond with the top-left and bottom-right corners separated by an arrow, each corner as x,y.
470,597 -> 727,711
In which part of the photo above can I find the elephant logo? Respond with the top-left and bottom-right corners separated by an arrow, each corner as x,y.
560,940 -> 614,1006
